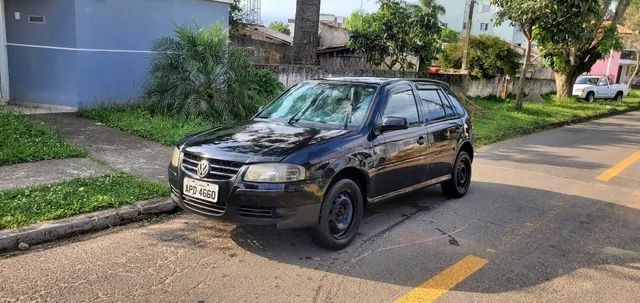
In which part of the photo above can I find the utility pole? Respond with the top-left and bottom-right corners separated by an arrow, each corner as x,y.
461,0 -> 475,72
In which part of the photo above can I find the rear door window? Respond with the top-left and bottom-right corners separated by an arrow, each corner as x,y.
417,89 -> 446,122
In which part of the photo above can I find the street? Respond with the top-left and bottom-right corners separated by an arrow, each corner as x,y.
1,111 -> 639,303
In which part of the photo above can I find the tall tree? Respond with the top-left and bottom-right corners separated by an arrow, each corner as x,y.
494,0 -> 546,109
536,0 -> 631,99
347,0 -> 443,71
623,0 -> 640,85
293,0 -> 321,65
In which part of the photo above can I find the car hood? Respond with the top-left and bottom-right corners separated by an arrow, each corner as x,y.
182,120 -> 352,163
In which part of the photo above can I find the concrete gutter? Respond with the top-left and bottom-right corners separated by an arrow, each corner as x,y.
0,198 -> 177,253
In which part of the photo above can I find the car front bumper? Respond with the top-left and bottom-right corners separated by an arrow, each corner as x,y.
168,165 -> 325,229
572,91 -> 587,98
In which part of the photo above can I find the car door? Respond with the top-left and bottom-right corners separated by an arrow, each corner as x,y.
417,88 -> 462,181
597,77 -> 611,98
371,86 -> 429,197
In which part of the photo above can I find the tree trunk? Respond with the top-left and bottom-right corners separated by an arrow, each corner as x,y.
627,48 -> 640,87
555,72 -> 576,99
515,38 -> 532,109
292,0 -> 321,65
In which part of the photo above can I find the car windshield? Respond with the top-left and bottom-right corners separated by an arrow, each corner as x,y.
575,77 -> 599,85
256,81 -> 377,128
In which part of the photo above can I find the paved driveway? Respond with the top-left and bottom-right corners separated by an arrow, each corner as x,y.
1,111 -> 639,303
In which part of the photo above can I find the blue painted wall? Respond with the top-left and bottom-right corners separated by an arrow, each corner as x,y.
5,0 -> 230,107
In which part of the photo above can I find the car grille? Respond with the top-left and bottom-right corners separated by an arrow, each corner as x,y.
182,152 -> 244,180
182,195 -> 226,216
237,205 -> 276,219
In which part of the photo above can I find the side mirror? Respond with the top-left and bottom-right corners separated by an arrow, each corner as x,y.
377,116 -> 409,133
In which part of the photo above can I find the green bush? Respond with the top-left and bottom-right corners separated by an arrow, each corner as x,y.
438,35 -> 522,79
143,24 -> 283,121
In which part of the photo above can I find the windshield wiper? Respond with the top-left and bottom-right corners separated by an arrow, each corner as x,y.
288,94 -> 322,125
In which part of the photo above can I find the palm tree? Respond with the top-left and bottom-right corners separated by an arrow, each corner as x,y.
293,0 -> 321,65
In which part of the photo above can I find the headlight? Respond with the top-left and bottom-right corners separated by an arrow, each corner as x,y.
170,147 -> 181,167
575,88 -> 584,93
244,163 -> 306,183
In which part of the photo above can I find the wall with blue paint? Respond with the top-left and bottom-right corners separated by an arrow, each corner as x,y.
5,0 -> 230,107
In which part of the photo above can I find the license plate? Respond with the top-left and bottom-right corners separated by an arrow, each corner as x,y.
183,178 -> 219,203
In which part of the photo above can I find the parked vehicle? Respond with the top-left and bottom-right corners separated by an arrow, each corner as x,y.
168,78 -> 474,249
573,76 -> 628,102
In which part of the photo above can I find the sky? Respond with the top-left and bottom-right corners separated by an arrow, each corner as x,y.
260,0 -> 380,25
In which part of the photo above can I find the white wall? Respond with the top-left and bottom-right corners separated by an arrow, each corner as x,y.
436,0 -> 526,46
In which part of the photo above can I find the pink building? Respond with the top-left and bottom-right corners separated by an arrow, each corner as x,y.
585,24 -> 636,84
585,50 -> 637,84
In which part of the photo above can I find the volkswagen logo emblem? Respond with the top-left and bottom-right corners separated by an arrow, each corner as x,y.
196,160 -> 210,178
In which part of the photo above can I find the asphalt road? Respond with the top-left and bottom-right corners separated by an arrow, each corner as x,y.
2,111 -> 640,303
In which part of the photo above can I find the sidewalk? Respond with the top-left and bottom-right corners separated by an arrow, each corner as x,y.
32,113 -> 172,182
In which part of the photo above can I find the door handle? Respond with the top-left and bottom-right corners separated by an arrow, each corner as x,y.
417,136 -> 426,145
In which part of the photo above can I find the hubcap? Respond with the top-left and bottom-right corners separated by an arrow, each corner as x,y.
328,191 -> 354,237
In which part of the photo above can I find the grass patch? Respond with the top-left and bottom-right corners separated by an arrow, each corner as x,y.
78,103 -> 219,145
472,94 -> 640,145
0,110 -> 86,166
0,173 -> 170,229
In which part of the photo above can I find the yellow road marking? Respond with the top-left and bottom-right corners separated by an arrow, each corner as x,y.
394,255 -> 488,303
596,151 -> 640,182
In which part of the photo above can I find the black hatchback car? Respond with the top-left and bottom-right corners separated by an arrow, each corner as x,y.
169,78 -> 474,249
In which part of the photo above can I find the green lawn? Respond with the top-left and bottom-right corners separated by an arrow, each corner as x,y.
79,93 -> 640,147
78,104 -> 219,145
472,94 -> 640,145
0,110 -> 86,165
0,173 -> 170,229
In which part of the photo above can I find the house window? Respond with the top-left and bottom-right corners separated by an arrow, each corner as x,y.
514,25 -> 522,32
481,4 -> 491,12
28,15 -> 45,24
463,22 -> 467,30
480,23 -> 489,31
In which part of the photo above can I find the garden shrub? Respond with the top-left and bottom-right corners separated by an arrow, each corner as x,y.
143,24 -> 283,121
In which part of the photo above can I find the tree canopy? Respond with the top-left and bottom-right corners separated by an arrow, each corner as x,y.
440,27 -> 461,44
439,35 -> 522,80
346,0 -> 444,70
269,21 -> 291,36
534,0 -> 630,98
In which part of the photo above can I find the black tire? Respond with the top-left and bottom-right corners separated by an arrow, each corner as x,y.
585,92 -> 595,103
309,179 -> 363,250
614,92 -> 623,102
441,151 -> 472,198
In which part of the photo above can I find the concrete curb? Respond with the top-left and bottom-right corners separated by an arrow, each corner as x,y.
0,198 -> 177,253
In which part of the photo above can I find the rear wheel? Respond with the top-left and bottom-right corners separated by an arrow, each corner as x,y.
585,92 -> 595,103
309,179 -> 363,250
614,92 -> 623,102
441,151 -> 472,198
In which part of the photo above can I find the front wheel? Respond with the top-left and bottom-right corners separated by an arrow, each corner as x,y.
441,151 -> 472,198
309,179 -> 363,250
585,92 -> 595,103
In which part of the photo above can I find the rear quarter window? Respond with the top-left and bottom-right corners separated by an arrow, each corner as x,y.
445,89 -> 467,116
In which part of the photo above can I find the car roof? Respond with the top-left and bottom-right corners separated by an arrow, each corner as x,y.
319,77 -> 450,88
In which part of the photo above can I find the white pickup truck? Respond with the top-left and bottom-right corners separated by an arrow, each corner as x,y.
572,76 -> 628,102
